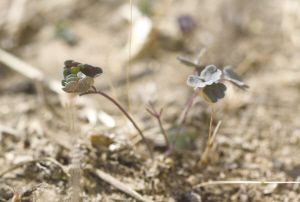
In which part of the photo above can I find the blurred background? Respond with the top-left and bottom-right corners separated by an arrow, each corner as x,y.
0,0 -> 300,201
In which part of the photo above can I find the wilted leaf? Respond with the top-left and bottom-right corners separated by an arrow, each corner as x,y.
80,64 -> 103,78
61,61 -> 103,93
62,76 -> 94,93
63,60 -> 102,78
223,66 -> 249,89
90,134 -> 114,149
203,83 -> 227,103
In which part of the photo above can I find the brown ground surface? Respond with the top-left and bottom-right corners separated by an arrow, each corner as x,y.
0,0 -> 300,201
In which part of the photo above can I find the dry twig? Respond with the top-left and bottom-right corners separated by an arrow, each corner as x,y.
94,169 -> 153,202
0,157 -> 69,178
194,180 -> 300,188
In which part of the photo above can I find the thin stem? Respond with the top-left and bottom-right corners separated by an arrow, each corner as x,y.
208,103 -> 215,140
68,98 -> 81,202
157,112 -> 170,149
200,103 -> 215,165
126,0 -> 133,110
176,89 -> 199,126
146,106 -> 170,149
209,121 -> 222,146
80,90 -> 153,159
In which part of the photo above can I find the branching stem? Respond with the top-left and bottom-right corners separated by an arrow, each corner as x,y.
146,104 -> 170,150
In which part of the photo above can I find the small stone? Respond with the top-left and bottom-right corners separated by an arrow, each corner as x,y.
263,183 -> 278,195
186,175 -> 198,186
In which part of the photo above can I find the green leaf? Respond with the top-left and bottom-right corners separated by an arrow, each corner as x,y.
71,66 -> 80,74
63,68 -> 71,78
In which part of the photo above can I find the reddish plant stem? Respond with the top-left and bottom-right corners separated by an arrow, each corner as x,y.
80,90 -> 153,159
157,111 -> 170,149
146,106 -> 170,150
176,89 -> 200,126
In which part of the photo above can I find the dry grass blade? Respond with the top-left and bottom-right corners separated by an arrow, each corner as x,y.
200,120 -> 222,165
95,169 -> 154,202
0,124 -> 20,137
126,0 -> 133,110
5,0 -> 27,35
194,180 -> 300,188
0,48 -> 61,94
0,157 -> 70,178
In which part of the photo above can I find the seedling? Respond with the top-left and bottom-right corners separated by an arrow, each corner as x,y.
178,52 -> 248,164
61,60 -> 153,158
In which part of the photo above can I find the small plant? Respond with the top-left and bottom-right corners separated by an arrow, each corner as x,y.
61,60 -> 153,158
178,51 -> 248,164
62,60 -> 102,93
62,60 -> 153,202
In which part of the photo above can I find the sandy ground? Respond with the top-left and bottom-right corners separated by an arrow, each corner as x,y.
0,0 -> 300,201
